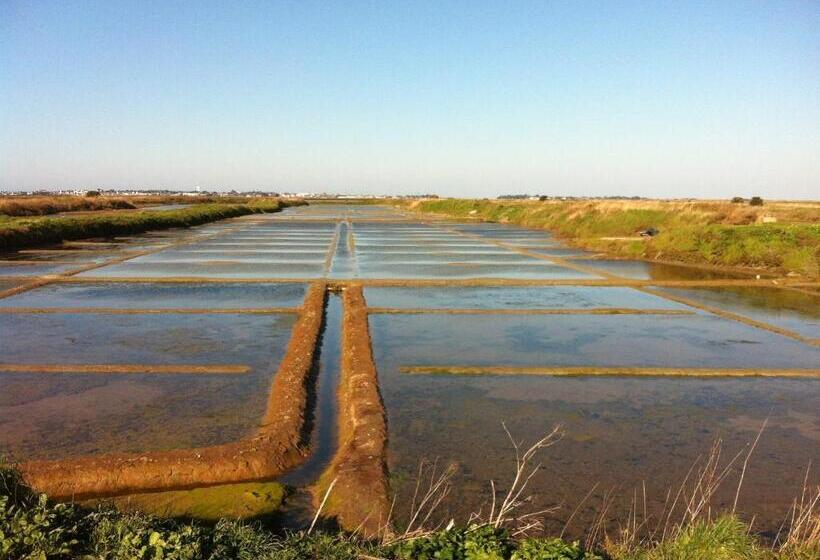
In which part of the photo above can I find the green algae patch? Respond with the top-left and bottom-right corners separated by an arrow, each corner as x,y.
92,481 -> 287,521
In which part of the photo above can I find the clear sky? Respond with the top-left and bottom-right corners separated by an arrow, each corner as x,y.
1,1 -> 818,198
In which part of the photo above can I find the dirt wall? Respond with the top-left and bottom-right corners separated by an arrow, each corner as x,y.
314,285 -> 390,537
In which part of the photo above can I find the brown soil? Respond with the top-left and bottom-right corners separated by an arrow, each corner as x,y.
20,282 -> 326,499
314,285 -> 390,537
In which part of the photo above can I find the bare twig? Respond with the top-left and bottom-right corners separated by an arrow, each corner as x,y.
560,482 -> 599,539
488,423 -> 563,530
732,417 -> 768,514
309,477 -> 337,534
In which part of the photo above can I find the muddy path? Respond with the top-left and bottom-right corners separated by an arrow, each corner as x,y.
313,285 -> 390,537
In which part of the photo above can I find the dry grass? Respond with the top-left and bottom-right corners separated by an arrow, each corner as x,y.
0,196 -> 136,216
774,466 -> 820,556
362,420 -> 818,558
600,421 -> 819,558
0,194 -> 290,217
381,424 -> 564,547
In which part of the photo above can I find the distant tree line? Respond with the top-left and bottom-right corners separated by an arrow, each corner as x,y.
731,196 -> 764,206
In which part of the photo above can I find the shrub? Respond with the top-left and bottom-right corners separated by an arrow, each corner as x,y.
265,531 -> 377,560
645,516 -> 763,560
749,196 -> 764,206
0,465 -> 81,559
391,524 -> 513,559
207,520 -> 277,560
0,493 -> 80,559
512,537 -> 601,559
88,512 -> 204,560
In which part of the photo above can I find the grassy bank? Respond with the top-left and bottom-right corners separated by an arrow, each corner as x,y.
0,195 -> 291,217
127,195 -> 284,208
0,196 -> 137,217
398,199 -> 820,278
0,199 -> 301,252
1,464 -> 815,560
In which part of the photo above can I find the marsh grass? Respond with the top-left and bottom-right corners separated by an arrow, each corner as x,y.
400,199 -> 820,277
0,196 -> 136,217
0,199 -> 301,252
0,195 -> 287,217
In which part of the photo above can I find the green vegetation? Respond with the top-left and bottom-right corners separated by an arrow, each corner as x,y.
607,517 -> 773,560
0,196 -> 136,217
0,199 -> 302,252
2,464 -> 816,560
390,526 -> 600,559
398,199 -> 820,277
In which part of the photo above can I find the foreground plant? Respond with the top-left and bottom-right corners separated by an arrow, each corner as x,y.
0,493 -> 79,559
2,421 -> 818,560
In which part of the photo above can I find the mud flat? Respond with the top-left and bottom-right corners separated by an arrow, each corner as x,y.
20,282 -> 326,499
314,285 -> 389,536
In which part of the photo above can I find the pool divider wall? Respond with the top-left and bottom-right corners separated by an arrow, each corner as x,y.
0,307 -> 300,315
324,223 -> 342,272
42,274 -> 820,289
400,365 -> 820,378
20,282 -> 327,499
313,284 -> 390,537
367,307 -> 695,316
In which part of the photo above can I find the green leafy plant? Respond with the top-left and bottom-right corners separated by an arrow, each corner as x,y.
512,537 -> 601,559
0,492 -> 79,559
391,524 -> 513,560
88,512 -> 203,560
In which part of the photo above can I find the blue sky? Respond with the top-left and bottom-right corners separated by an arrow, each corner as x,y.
1,1 -> 818,198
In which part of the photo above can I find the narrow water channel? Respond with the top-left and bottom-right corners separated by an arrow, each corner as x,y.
276,292 -> 342,528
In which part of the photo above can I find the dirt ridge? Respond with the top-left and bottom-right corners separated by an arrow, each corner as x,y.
314,285 -> 390,537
